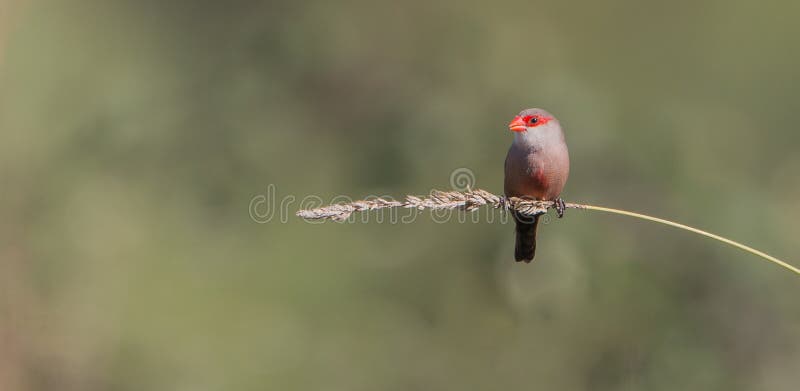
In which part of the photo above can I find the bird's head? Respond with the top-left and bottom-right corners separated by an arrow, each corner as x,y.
508,108 -> 556,133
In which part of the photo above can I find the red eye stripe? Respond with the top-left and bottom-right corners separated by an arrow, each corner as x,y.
521,115 -> 552,127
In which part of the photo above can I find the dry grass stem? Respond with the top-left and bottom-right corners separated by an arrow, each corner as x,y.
295,189 -> 582,221
295,189 -> 799,276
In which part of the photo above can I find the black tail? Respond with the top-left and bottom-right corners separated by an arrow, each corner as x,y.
514,213 -> 539,263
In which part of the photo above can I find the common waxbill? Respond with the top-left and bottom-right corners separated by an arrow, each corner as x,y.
504,108 -> 570,263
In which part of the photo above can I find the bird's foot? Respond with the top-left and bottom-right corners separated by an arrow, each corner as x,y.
554,198 -> 566,218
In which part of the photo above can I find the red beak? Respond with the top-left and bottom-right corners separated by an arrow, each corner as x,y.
508,116 -> 526,132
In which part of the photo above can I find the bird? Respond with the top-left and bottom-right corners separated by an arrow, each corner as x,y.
504,108 -> 570,263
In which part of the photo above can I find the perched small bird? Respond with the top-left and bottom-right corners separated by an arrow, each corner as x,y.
504,108 -> 570,262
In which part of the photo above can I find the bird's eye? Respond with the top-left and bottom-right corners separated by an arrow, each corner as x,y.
529,117 -> 539,124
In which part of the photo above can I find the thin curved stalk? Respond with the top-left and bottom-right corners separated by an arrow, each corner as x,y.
579,204 -> 799,276
296,189 -> 799,277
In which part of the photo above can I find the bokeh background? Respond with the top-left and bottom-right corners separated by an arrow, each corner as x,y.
2,1 -> 799,390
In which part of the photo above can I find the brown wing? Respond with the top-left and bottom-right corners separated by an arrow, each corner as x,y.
504,144 -> 548,200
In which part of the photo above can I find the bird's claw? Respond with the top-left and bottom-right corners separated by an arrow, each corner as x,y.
554,198 -> 566,218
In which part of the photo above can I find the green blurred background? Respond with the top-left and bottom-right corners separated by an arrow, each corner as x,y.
1,0 -> 799,390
